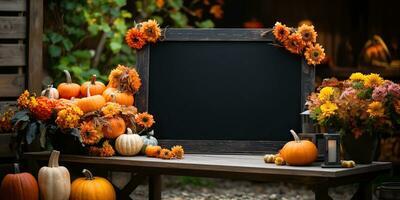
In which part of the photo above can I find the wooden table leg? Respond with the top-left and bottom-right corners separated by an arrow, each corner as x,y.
313,185 -> 333,200
351,181 -> 372,200
149,175 -> 162,200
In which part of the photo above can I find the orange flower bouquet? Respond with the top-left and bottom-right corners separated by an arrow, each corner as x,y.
271,22 -> 326,66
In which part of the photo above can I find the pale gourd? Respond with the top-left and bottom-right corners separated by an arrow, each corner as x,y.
115,128 -> 143,156
140,130 -> 158,153
38,150 -> 70,200
41,85 -> 59,99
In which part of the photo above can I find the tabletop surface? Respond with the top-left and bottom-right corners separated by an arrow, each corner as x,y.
25,152 -> 392,178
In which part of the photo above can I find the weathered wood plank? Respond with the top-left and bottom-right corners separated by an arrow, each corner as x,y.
158,140 -> 286,154
28,0 -> 43,94
0,74 -> 25,97
0,16 -> 26,39
24,152 -> 392,178
0,44 -> 26,66
162,28 -> 274,41
0,0 -> 26,11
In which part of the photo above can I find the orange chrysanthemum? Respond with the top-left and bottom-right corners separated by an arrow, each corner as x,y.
29,97 -> 58,121
0,109 -> 14,133
297,24 -> 317,45
155,0 -> 164,8
88,141 -> 115,157
304,44 -> 326,65
107,65 -> 141,94
17,90 -> 31,109
140,20 -> 161,43
210,5 -> 223,19
135,112 -> 155,128
55,104 -> 84,129
101,102 -> 122,117
272,22 -> 291,43
171,145 -> 184,159
80,121 -> 103,145
128,68 -> 142,93
159,148 -> 174,159
283,33 -> 306,54
125,28 -> 146,49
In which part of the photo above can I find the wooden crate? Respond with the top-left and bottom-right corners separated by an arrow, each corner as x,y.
0,133 -> 14,158
0,0 -> 43,98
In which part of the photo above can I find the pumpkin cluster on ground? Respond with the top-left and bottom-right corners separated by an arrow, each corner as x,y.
0,151 -> 116,200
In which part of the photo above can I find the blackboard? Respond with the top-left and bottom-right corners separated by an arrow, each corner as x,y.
136,29 -> 315,153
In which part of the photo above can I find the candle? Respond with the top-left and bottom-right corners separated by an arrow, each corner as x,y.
328,140 -> 337,162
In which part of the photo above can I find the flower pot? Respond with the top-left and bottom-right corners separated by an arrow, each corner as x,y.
341,132 -> 379,164
50,129 -> 85,155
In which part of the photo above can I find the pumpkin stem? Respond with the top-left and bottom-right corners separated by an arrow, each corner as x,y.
44,85 -> 52,98
13,163 -> 20,174
63,70 -> 72,83
126,127 -> 133,134
148,130 -> 154,137
290,129 -> 300,142
91,74 -> 97,84
48,150 -> 60,167
82,169 -> 95,180
87,82 -> 91,97
110,92 -> 117,103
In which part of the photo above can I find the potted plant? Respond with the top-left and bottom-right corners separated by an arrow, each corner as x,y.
307,73 -> 400,163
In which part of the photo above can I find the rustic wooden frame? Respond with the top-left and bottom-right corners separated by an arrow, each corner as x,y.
136,28 -> 315,154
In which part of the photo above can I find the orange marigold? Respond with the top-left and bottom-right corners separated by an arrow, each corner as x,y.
304,43 -> 326,65
159,148 -> 174,159
297,24 -> 317,45
55,104 -> 83,129
140,19 -> 161,43
107,64 -> 141,94
29,97 -> 58,121
80,121 -> 103,145
135,112 -> 155,128
0,109 -> 14,133
171,145 -> 184,159
125,28 -> 146,49
210,5 -> 223,19
88,141 -> 115,157
17,90 -> 31,109
128,68 -> 142,93
284,33 -> 306,54
101,102 -> 122,117
273,22 -> 291,43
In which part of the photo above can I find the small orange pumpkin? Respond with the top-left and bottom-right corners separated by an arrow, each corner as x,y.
75,84 -> 106,113
57,70 -> 81,99
70,169 -> 116,200
103,87 -> 134,106
102,117 -> 126,139
0,163 -> 39,200
145,145 -> 162,157
80,74 -> 106,97
280,130 -> 318,166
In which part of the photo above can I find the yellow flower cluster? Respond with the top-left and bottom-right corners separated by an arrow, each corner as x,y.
17,90 -> 31,109
367,101 -> 385,117
318,87 -> 335,101
364,73 -> 384,88
349,72 -> 365,82
101,102 -> 122,117
318,101 -> 338,122
55,104 -> 84,129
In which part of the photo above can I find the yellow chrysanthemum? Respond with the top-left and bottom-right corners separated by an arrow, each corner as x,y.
318,101 -> 338,122
364,73 -> 384,88
349,72 -> 365,82
55,104 -> 84,129
318,87 -> 335,101
17,90 -> 30,109
101,102 -> 122,117
367,101 -> 385,117
171,145 -> 184,159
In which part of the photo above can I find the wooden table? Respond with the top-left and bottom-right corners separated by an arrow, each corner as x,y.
25,152 -> 392,200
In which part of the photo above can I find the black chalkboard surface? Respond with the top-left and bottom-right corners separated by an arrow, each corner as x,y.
136,29 -> 315,153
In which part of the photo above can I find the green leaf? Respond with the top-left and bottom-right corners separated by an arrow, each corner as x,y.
114,0 -> 126,7
11,110 -> 30,125
88,24 -> 99,35
110,41 -> 122,53
170,12 -> 188,27
26,122 -> 38,144
113,18 -> 127,33
48,32 -> 64,44
49,45 -> 62,57
168,0 -> 183,10
121,10 -> 132,18
152,16 -> 164,25
195,20 -> 215,28
62,39 -> 73,51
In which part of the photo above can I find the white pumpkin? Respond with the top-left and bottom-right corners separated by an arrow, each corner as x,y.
38,150 -> 70,200
115,128 -> 143,156
41,84 -> 59,99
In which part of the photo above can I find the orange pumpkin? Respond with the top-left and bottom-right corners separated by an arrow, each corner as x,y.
57,70 -> 81,99
70,169 -> 116,200
103,87 -> 134,106
0,163 -> 39,200
75,84 -> 106,113
80,75 -> 106,97
102,117 -> 126,139
280,130 -> 318,166
145,145 -> 162,157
